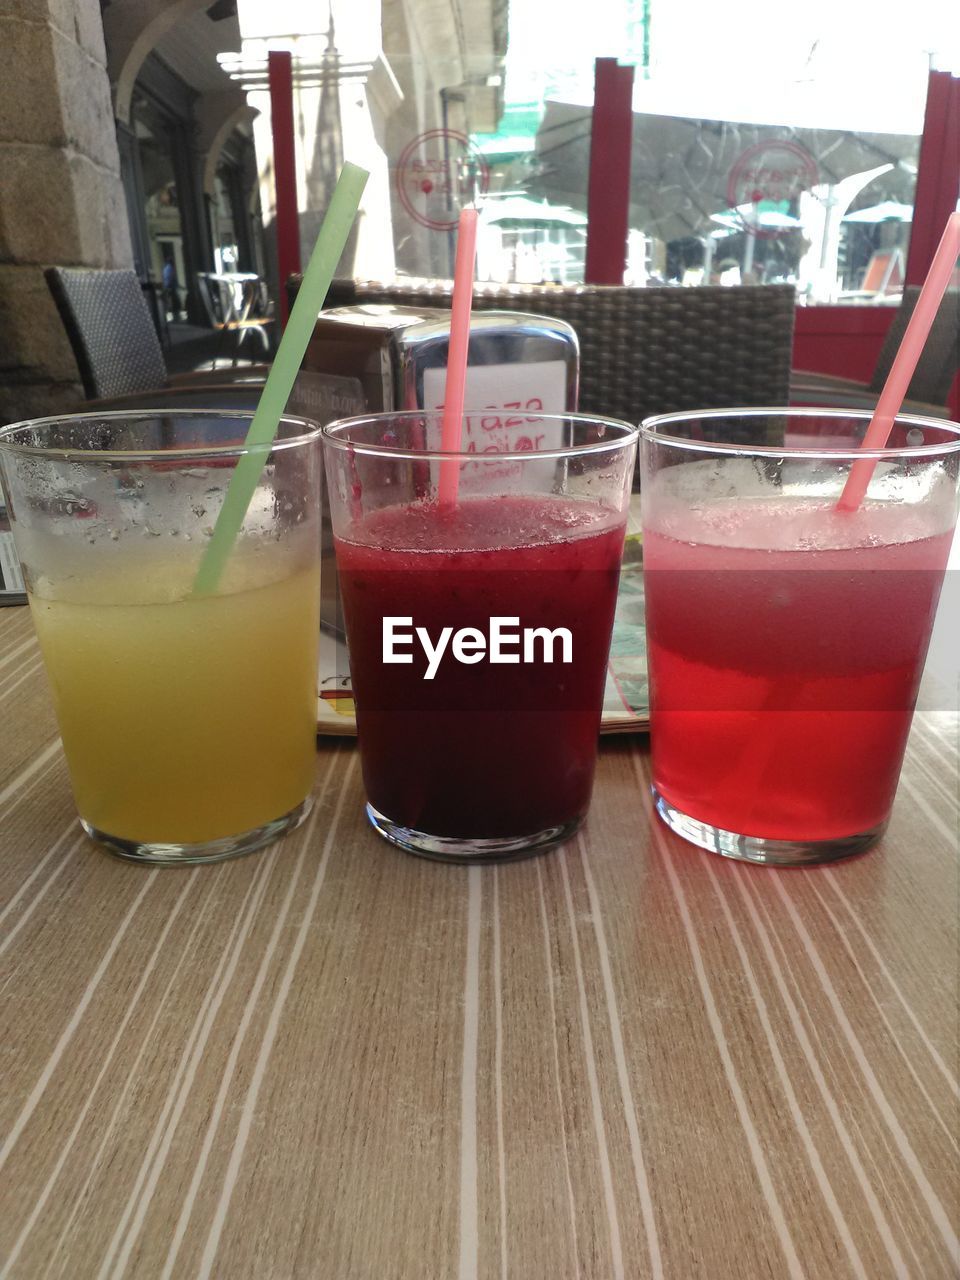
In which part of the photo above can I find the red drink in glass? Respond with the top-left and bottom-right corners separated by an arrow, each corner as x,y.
644,499 -> 954,843
641,409 -> 960,864
324,410 -> 638,861
336,494 -> 626,843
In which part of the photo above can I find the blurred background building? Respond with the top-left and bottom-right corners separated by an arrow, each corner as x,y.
0,0 -> 956,422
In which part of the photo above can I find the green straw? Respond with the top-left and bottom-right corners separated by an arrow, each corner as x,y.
193,161 -> 369,595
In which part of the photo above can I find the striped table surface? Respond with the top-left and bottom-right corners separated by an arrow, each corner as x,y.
1,600 -> 957,1280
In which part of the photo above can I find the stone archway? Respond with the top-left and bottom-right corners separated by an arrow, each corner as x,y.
103,0 -> 215,125
200,94 -> 260,274
199,95 -> 259,197
103,0 -> 246,323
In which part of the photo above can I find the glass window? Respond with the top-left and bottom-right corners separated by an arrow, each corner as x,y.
231,0 -> 959,303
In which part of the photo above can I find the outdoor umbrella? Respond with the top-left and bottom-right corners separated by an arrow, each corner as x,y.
711,203 -> 803,232
842,200 -> 914,223
531,100 -> 919,244
479,195 -> 588,227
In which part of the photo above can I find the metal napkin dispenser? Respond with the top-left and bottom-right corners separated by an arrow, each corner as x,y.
297,303 -> 578,413
295,305 -> 580,634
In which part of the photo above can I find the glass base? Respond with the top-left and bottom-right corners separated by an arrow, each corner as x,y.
365,803 -> 582,864
81,797 -> 312,866
651,788 -> 886,866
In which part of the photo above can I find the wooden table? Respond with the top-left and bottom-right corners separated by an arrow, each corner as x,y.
1,600 -> 957,1279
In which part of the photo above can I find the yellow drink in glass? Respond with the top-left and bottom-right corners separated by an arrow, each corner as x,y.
0,410 -> 323,864
30,554 -> 320,847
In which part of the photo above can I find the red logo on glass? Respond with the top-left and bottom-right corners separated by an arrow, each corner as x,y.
727,141 -> 819,238
396,129 -> 489,231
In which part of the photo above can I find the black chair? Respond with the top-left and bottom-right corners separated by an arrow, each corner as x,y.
45,267 -> 268,404
309,278 -> 797,426
791,286 -> 960,416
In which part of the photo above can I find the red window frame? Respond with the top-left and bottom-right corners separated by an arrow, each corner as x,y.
783,70 -> 959,416
583,65 -> 959,414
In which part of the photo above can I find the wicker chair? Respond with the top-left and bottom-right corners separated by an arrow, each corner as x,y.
45,267 -> 268,405
314,278 -> 797,426
45,267 -> 169,400
791,286 -> 960,416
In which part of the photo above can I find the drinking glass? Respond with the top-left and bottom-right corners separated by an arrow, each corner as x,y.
640,407 -> 960,865
323,410 -> 638,862
0,410 -> 323,864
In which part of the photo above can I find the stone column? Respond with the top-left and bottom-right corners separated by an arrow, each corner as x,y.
0,0 -> 133,423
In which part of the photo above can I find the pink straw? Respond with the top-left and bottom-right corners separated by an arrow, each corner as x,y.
438,208 -> 479,507
837,211 -> 960,513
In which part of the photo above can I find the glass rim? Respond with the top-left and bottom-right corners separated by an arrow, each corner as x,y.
322,410 -> 639,462
640,406 -> 960,460
0,408 -> 323,463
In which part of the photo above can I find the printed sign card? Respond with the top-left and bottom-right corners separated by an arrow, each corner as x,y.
422,361 -> 569,492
